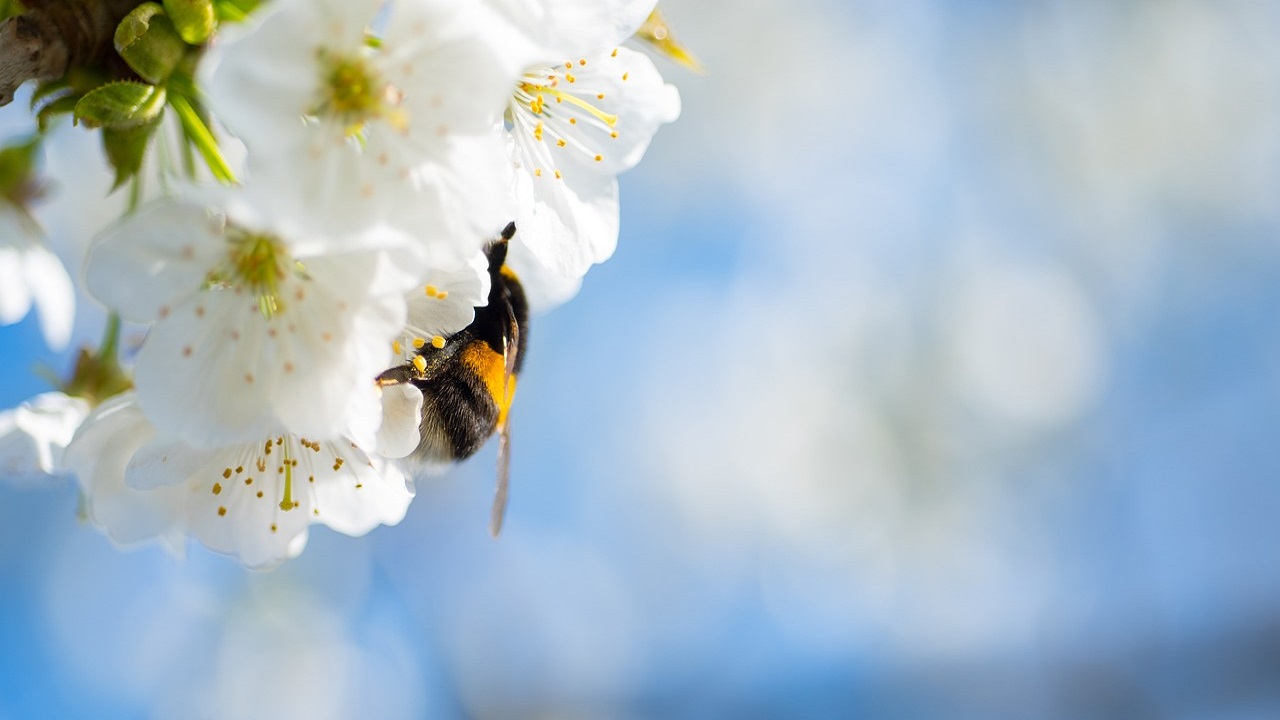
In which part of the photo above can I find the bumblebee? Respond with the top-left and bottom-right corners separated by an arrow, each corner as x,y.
377,222 -> 528,535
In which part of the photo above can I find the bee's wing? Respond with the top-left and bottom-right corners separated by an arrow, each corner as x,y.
489,307 -> 520,537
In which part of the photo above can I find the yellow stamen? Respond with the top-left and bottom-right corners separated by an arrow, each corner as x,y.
519,82 -> 618,127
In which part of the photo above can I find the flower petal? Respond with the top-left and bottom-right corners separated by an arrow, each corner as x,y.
85,197 -> 225,323
375,383 -> 423,459
24,242 -> 75,350
64,394 -> 188,553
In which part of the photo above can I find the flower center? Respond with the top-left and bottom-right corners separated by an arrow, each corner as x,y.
513,65 -> 618,129
226,228 -> 290,318
313,52 -> 408,138
508,63 -> 620,175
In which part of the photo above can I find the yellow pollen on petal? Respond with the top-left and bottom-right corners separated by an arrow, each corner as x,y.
569,117 -> 577,125
557,139 -> 567,147
565,73 -> 576,83
534,168 -> 542,177
533,122 -> 544,141
579,58 -> 587,66
212,483 -> 222,495
622,72 -> 629,81
217,506 -> 227,516
611,48 -> 618,57
595,154 -> 603,162
412,355 -> 427,373
425,284 -> 439,297
431,335 -> 446,349
611,131 -> 618,138
222,468 -> 232,479
412,337 -> 426,349
392,340 -> 403,355
554,170 -> 562,179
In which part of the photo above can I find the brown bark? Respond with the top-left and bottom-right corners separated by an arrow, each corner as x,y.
0,0 -> 146,107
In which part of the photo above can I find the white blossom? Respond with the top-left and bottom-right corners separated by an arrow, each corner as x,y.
204,0 -> 524,262
498,4 -> 680,307
84,190 -> 424,449
67,392 -> 415,569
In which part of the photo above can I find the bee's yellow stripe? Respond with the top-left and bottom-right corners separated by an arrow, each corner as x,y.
459,341 -> 517,424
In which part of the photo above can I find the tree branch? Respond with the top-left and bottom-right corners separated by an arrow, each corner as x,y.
0,0 -> 146,107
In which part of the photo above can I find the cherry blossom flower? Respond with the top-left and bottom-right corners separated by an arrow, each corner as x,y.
67,392 -> 415,569
84,189 -> 425,449
204,0 -> 523,262
497,2 -> 681,308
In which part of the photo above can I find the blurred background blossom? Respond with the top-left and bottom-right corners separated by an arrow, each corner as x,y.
5,0 -> 1280,717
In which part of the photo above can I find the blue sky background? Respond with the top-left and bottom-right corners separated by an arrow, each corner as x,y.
4,1 -> 1280,717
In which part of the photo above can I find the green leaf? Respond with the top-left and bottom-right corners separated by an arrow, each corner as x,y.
102,118 -> 160,190
74,82 -> 166,129
36,94 -> 80,132
29,78 -> 68,110
163,0 -> 214,44
115,3 -> 187,84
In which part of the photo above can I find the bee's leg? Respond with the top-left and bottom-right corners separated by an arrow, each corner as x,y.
376,364 -> 418,387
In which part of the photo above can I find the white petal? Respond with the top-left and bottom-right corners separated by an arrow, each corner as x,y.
486,0 -> 656,54
23,242 -> 75,350
310,452 -> 414,537
384,0 -> 524,137
375,130 -> 516,262
375,383 -> 423,459
0,244 -> 32,324
64,394 -> 188,551
132,294 -> 282,447
577,47 -> 681,173
516,167 -> 620,279
504,234 -> 584,312
400,249 -> 490,349
179,440 -> 314,570
85,197 -> 225,322
0,392 -> 88,481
